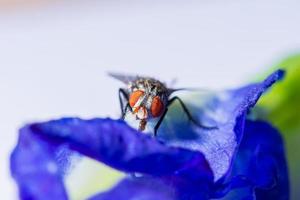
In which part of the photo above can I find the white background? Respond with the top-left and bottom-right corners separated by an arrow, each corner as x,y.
0,1 -> 299,199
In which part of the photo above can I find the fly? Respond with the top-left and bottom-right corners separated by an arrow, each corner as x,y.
109,72 -> 215,136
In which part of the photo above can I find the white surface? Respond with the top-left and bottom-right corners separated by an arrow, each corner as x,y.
0,1 -> 300,199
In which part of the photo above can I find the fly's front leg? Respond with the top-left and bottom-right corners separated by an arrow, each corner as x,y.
118,88 -> 132,119
121,104 -> 130,120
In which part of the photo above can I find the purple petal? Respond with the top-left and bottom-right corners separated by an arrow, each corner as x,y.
157,70 -> 284,181
10,126 -> 68,200
89,175 -> 212,200
213,120 -> 289,200
88,176 -> 176,200
11,118 -> 213,199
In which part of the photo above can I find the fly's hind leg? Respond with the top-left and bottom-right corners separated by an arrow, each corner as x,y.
154,108 -> 168,137
168,96 -> 217,130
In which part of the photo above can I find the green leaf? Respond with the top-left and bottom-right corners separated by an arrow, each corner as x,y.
256,54 -> 300,135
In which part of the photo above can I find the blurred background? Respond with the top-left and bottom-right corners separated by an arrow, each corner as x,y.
0,1 -> 299,199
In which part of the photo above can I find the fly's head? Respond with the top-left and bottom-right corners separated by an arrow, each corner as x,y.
127,78 -> 168,121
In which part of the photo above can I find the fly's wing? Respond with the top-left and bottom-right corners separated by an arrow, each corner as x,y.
166,87 -> 211,97
108,72 -> 140,85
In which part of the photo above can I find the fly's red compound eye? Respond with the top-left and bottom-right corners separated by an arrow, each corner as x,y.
150,96 -> 164,117
129,90 -> 145,108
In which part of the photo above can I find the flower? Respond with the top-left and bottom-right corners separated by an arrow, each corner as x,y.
10,70 -> 289,200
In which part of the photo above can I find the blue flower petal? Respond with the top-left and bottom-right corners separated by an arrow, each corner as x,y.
10,70 -> 286,199
11,118 -> 213,199
10,126 -> 68,200
158,70 -> 284,181
213,120 -> 289,200
88,176 -> 176,200
89,175 -> 212,200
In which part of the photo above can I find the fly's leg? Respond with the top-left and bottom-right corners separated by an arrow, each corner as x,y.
121,104 -> 130,119
168,96 -> 217,130
118,88 -> 132,119
154,108 -> 168,137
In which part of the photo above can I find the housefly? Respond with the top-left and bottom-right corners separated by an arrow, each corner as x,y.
109,72 -> 214,136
